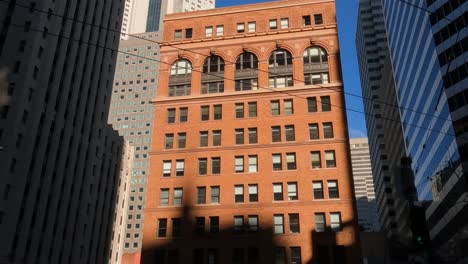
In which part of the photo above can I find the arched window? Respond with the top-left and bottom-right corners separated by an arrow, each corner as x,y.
169,59 -> 192,96
201,55 -> 224,94
235,52 -> 258,91
303,46 -> 329,85
268,49 -> 293,88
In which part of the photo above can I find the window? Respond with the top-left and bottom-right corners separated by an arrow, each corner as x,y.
177,133 -> 186,148
285,125 -> 295,141
323,122 -> 334,138
185,28 -> 193,38
269,76 -> 293,88
271,100 -> 280,115
272,154 -> 282,171
212,130 -> 221,146
213,105 -> 222,120
160,189 -> 169,205
248,21 -> 256,32
211,157 -> 221,174
273,183 -> 283,201
163,161 -> 171,177
321,96 -> 331,111
248,215 -> 259,232
175,160 -> 184,176
310,151 -> 321,168
168,84 -> 190,96
235,103 -> 244,118
280,18 -> 289,29
275,247 -> 286,264
313,181 -> 324,199
248,128 -> 257,144
197,187 -> 206,204
328,180 -> 339,198
210,216 -> 219,233
307,97 -> 317,112
306,73 -> 329,85
173,188 -> 183,205
325,150 -> 336,168
289,214 -> 300,233
237,23 -> 245,33
273,215 -> 284,234
202,82 -> 224,94
205,26 -> 213,37
195,217 -> 205,235
290,247 -> 301,264
286,153 -> 296,170
269,19 -> 278,29
269,49 -> 293,87
271,126 -> 281,142
330,212 -> 341,231
200,131 -> 208,147
234,216 -> 244,234
211,186 -> 220,204
235,52 -> 258,70
158,219 -> 167,237
287,182 -> 298,200
174,29 -> 182,39
201,106 -> 209,121
248,155 -> 258,172
302,15 -> 311,26
284,100 -> 293,115
248,102 -> 257,117
216,25 -> 224,36
314,14 -> 323,25
235,129 -> 244,144
179,107 -> 188,122
167,108 -> 176,123
248,184 -> 258,202
235,185 -> 244,203
315,213 -> 325,232
198,158 -> 207,175
165,134 -> 174,149
309,123 -> 319,139
172,218 -> 181,237
235,156 -> 244,173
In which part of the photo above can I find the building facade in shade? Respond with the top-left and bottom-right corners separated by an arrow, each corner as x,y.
142,0 -> 361,263
380,0 -> 467,261
349,138 -> 379,232
0,0 -> 125,263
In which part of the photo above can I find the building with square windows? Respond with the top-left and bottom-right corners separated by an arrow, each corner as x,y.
142,0 -> 361,263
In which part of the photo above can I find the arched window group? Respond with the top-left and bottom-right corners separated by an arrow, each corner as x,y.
268,49 -> 294,88
169,59 -> 192,96
235,52 -> 258,91
303,46 -> 329,85
202,55 -> 225,94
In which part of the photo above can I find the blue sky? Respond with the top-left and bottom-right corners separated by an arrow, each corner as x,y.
216,0 -> 367,138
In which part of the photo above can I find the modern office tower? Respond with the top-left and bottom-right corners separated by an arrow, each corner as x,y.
0,0 -> 125,263
380,0 -> 467,260
142,0 -> 361,263
350,138 -> 380,232
110,142 -> 134,264
355,0 -> 411,244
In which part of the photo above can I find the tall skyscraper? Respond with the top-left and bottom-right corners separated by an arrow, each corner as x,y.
349,138 -> 380,232
0,0 -> 126,263
142,0 -> 361,263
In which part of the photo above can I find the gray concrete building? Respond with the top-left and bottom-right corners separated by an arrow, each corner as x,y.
0,0 -> 126,263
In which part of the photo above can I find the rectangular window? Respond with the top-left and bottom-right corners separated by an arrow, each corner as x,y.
248,184 -> 258,202
285,125 -> 295,141
165,134 -> 174,149
272,154 -> 282,171
235,103 -> 244,118
234,216 -> 244,234
289,214 -> 300,233
280,18 -> 289,29
210,216 -> 219,233
163,161 -> 171,177
286,153 -> 296,170
173,188 -> 183,205
212,130 -> 221,146
195,217 -> 205,235
309,123 -> 319,139
200,131 -> 208,147
315,213 -> 325,232
323,122 -> 334,138
290,247 -> 302,264
172,218 -> 181,237
248,102 -> 257,117
248,215 -> 259,232
167,108 -> 176,123
185,28 -> 193,38
198,158 -> 207,175
314,14 -> 323,25
235,128 -> 244,144
310,151 -> 321,168
237,23 -> 245,33
248,128 -> 257,144
197,187 -> 206,204
248,155 -> 258,172
303,15 -> 311,26
213,105 -> 222,120
273,183 -> 283,201
211,186 -> 220,204
325,150 -> 336,168
175,160 -> 184,176
248,21 -> 256,32
273,215 -> 284,234
235,185 -> 244,203
216,25 -> 224,36
269,19 -> 278,29
158,219 -> 167,237
328,180 -> 339,198
287,182 -> 298,200
211,157 -> 221,174
201,106 -> 210,120
284,99 -> 293,115
179,107 -> 188,122
205,26 -> 213,37
177,133 -> 186,148
271,126 -> 281,142
307,97 -> 317,112
275,247 -> 286,264
330,212 -> 341,231
174,29 -> 182,39
321,96 -> 331,111
313,181 -> 324,199
271,100 -> 280,115
160,189 -> 169,205
235,156 -> 244,173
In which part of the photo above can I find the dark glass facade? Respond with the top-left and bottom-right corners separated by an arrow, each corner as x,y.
146,0 -> 162,32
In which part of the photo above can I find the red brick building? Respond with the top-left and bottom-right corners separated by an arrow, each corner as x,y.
143,0 -> 361,263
